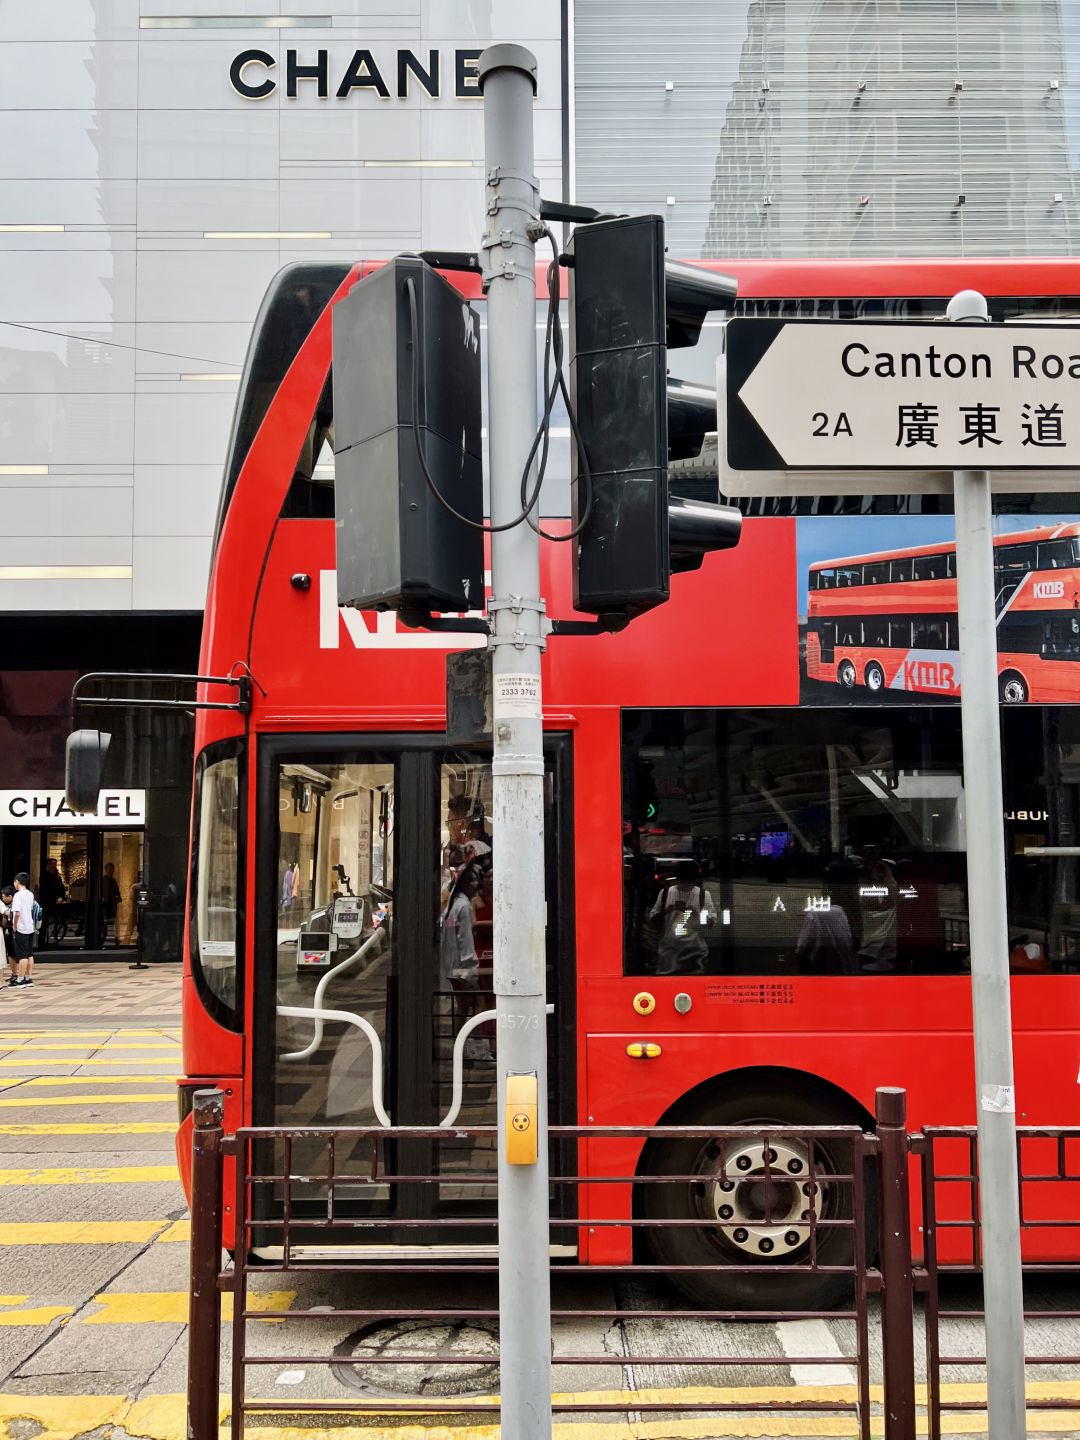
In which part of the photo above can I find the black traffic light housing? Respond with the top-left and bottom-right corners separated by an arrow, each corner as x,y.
333,256 -> 484,615
567,214 -> 741,618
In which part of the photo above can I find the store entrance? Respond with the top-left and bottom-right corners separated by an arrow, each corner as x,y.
32,829 -> 143,953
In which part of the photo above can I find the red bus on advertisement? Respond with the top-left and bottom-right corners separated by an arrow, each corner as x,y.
175,256 -> 1080,1311
806,524 -> 1080,702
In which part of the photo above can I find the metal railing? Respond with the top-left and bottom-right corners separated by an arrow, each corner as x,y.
186,1087 -> 1080,1440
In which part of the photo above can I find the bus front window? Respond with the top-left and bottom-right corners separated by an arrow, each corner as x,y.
191,744 -> 242,1027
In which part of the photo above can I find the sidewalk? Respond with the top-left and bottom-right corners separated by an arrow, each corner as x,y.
0,961 -> 181,1025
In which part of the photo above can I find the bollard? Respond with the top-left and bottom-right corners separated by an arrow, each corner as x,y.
187,1088 -> 225,1440
876,1087 -> 916,1440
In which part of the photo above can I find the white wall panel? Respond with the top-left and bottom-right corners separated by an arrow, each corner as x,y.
138,110 -> 280,180
6,486 -> 133,537
0,0 -> 138,42
0,42 -> 138,110
137,179 -> 281,233
17,536 -> 132,565
132,535 -> 211,610
135,252 -> 283,323
132,322 -> 252,375
279,107 -> 422,162
134,464 -> 223,537
137,40 -> 281,110
134,393 -> 235,466
279,175 -> 424,233
0,252 -> 136,323
0,577 -> 132,610
0,180 -> 137,228
0,111 -> 138,180
0,326 -> 136,394
0,394 -> 134,466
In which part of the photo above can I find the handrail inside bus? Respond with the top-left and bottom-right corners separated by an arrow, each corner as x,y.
439,1003 -> 555,1130
280,928 -> 385,1061
276,1004 -> 390,1128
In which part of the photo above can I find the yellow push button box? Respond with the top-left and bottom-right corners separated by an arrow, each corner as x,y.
632,991 -> 656,1016
505,1072 -> 539,1165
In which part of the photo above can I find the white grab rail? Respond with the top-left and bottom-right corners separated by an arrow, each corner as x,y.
439,1003 -> 554,1129
276,1003 -> 391,1128
281,928 -> 385,1062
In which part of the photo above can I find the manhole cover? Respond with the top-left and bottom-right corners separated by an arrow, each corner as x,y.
332,1317 -> 500,1398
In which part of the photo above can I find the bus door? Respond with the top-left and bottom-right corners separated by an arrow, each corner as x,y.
819,621 -> 836,665
254,736 -> 571,1252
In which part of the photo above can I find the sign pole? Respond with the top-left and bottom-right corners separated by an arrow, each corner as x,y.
477,45 -> 553,1440
947,288 -> 1026,1440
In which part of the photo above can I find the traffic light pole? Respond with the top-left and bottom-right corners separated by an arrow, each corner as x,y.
477,45 -> 553,1439
948,289 -> 1026,1440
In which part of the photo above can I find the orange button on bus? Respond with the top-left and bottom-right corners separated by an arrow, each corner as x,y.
632,991 -> 656,1016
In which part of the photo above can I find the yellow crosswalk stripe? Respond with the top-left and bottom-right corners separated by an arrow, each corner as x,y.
0,1122 -> 175,1135
0,1164 -> 179,1186
0,1221 -> 170,1245
13,1075 -> 178,1085
0,1030 -> 174,1040
0,1059 -> 178,1067
0,1092 -> 175,1108
0,1048 -> 180,1059
158,1219 -> 189,1242
0,1296 -> 73,1326
82,1290 -> 294,1324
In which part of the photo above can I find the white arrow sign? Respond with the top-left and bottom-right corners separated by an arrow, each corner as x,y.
727,319 -> 1080,471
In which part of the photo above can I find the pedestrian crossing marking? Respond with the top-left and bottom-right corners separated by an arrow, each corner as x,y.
0,1121 -> 175,1135
83,1290 -> 295,1324
0,1059 -> 179,1067
157,1219 -> 190,1242
0,1295 -> 75,1326
0,1222 -> 171,1245
0,1030 -> 175,1041
0,1163 -> 180,1186
14,1075 -> 178,1085
0,1092 -> 175,1108
0,1043 -> 181,1052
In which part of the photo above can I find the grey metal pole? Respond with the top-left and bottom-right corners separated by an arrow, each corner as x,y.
947,288 -> 1027,1440
478,44 -> 553,1440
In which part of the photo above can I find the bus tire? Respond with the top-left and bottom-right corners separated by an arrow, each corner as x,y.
864,661 -> 885,693
837,660 -> 857,689
639,1081 -> 870,1313
999,671 -> 1028,704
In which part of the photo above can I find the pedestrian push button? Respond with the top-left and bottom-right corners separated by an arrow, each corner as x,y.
505,1072 -> 538,1165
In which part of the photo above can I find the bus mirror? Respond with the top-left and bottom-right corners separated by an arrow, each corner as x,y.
65,729 -> 111,814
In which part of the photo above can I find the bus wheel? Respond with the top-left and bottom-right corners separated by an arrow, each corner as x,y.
837,660 -> 857,689
999,671 -> 1028,704
864,661 -> 885,693
639,1084 -> 867,1312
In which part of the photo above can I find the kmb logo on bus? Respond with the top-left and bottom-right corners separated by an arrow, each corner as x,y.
320,570 -> 487,651
1034,579 -> 1067,599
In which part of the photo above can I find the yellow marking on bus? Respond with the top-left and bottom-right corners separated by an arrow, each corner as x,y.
0,1092 -> 175,1108
0,1163 -> 179,1186
13,1075 -> 178,1085
0,1295 -> 74,1326
0,1122 -> 175,1135
83,1290 -> 294,1325
0,1221 -> 170,1245
157,1219 -> 190,1242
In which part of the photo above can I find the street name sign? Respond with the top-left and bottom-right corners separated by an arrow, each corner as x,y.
725,318 -> 1080,484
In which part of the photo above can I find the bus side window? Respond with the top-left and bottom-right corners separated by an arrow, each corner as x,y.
191,744 -> 243,1028
864,562 -> 889,585
891,558 -> 914,583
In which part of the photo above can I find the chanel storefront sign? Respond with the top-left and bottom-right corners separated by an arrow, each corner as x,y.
0,790 -> 146,827
230,47 -> 483,100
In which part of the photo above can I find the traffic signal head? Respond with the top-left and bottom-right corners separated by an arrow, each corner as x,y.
333,257 -> 484,615
567,214 -> 741,618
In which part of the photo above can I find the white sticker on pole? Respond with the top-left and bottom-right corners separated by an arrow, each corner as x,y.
493,672 -> 542,719
980,1083 -> 1015,1114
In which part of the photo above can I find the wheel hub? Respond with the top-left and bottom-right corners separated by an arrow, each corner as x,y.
705,1137 -> 823,1258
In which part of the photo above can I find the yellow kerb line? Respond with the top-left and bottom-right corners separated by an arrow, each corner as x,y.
0,1059 -> 179,1067
0,1222 -> 171,1245
0,1093 -> 175,1108
0,1122 -> 175,1136
0,1044 -> 181,1052
0,1031 -> 174,1040
0,1164 -> 180,1186
12,1075 -> 178,1085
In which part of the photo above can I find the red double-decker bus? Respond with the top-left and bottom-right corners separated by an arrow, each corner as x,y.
175,256 -> 1080,1310
807,523 -> 1080,702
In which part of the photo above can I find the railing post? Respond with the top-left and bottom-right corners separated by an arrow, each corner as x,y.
876,1086 -> 916,1440
187,1087 -> 225,1440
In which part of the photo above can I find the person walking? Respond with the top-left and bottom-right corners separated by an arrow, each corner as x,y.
10,872 -> 36,988
101,862 -> 122,947
0,885 -> 16,987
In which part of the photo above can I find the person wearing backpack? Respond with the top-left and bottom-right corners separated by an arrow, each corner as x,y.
10,873 -> 37,988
